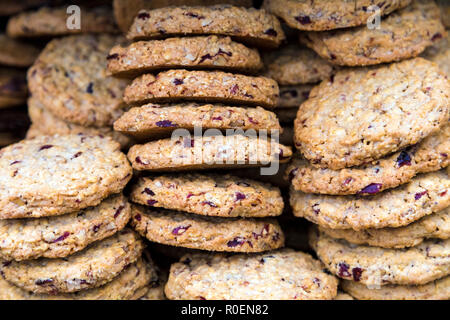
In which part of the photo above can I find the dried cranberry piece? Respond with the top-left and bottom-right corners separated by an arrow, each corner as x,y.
396,151 -> 411,167
38,145 -> 53,151
338,263 -> 351,278
199,296 -> 206,300
227,237 -> 245,247
230,84 -> 239,94
51,232 -> 70,243
137,12 -> 150,19
212,116 -> 223,121
440,190 -> 447,197
9,160 -> 21,165
248,117 -> 258,124
106,53 -> 119,60
288,168 -> 298,181
173,78 -> 184,85
431,33 -> 442,41
295,15 -> 312,25
235,192 -> 246,201
312,203 -> 320,214
35,279 -> 53,285
352,267 -> 363,281
264,28 -> 278,37
414,191 -> 428,200
134,214 -> 142,221
272,232 -> 280,242
172,225 -> 191,235
184,12 -> 204,19
135,156 -> 147,165
147,199 -> 158,206
143,188 -> 155,196
343,177 -> 353,185
440,153 -> 448,158
86,82 -> 94,94
114,205 -> 125,218
156,120 -> 177,128
201,201 -> 217,208
71,152 -> 82,159
358,183 -> 382,195
330,53 -> 337,60
93,224 -> 101,233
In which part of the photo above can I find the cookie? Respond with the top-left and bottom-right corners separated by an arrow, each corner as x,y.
107,36 -> 262,78
130,205 -> 284,252
263,0 -> 412,31
341,276 -> 450,300
320,207 -> 449,249
28,34 -> 129,128
124,70 -> 279,108
0,257 -> 155,300
0,194 -> 130,261
436,0 -> 450,28
27,98 -> 133,149
165,249 -> 338,300
422,32 -> 450,78
7,6 -> 118,38
1,229 -> 144,294
294,58 -> 449,170
288,124 -> 450,195
263,45 -> 335,85
114,103 -> 281,140
0,34 -> 40,67
310,229 -> 450,286
130,174 -> 284,218
113,0 -> 253,32
127,5 -> 285,48
290,169 -> 450,230
0,68 -> 27,109
278,84 -> 314,109
0,134 -> 132,219
128,134 -> 292,171
301,0 -> 446,66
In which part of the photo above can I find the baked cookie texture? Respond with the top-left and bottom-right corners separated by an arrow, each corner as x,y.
263,45 -> 336,85
1,229 -> 144,294
7,6 -> 118,38
165,249 -> 339,300
130,174 -> 284,218
114,103 -> 281,140
130,205 -> 284,252
0,194 -> 130,261
0,68 -> 27,109
290,169 -> 450,230
28,34 -> 129,128
0,34 -> 39,67
124,69 -> 279,108
288,124 -> 449,195
0,134 -> 132,219
310,229 -> 450,286
107,36 -> 263,77
294,58 -> 449,170
301,0 -> 446,66
128,134 -> 292,171
320,207 -> 449,249
263,0 -> 412,31
0,258 -> 155,300
127,5 -> 285,48
341,276 -> 450,300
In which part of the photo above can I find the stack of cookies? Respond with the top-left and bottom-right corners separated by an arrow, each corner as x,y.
269,0 -> 450,300
0,134 -> 159,300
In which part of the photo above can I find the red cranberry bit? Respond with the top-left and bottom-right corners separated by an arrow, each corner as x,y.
106,53 -> 119,60
199,296 -> 206,300
134,214 -> 142,221
396,151 -> 411,167
114,205 -> 125,218
184,12 -> 205,19
86,82 -> 94,94
93,224 -> 101,233
156,120 -> 177,128
143,188 -> 155,196
343,177 -> 353,185
295,15 -> 311,25
414,191 -> 428,200
330,53 -> 337,60
227,237 -> 245,247
9,160 -> 21,165
358,183 -> 382,195
71,152 -> 82,159
329,74 -> 335,83
352,267 -> 363,281
244,93 -> 254,98
313,278 -> 321,287
212,116 -> 223,121
440,153 -> 448,158
201,201 -> 218,208
137,12 -> 150,19
248,117 -> 258,124
230,84 -> 239,94
135,156 -> 147,165
288,168 -> 298,181
147,199 -> 158,206
172,225 -> 191,236
338,263 -> 351,278
264,28 -> 278,37
431,33 -> 442,41
235,192 -> 246,201
51,232 -> 70,243
440,190 -> 447,197
38,145 -> 53,151
312,203 -> 320,214
35,279 -> 53,285
173,78 -> 184,85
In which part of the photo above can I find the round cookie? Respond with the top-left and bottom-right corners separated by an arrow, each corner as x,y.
422,32 -> 450,78
0,194 -> 130,261
320,207 -> 449,249
301,0 -> 446,66
310,229 -> 450,286
0,258 -> 155,300
7,6 -> 118,38
263,45 -> 335,85
124,70 -> 279,108
130,205 -> 284,252
1,229 -> 144,294
0,34 -> 40,67
341,277 -> 450,300
127,134 -> 292,171
27,98 -> 133,149
27,34 -> 129,128
130,174 -> 284,218
290,169 -> 450,230
165,249 -> 339,300
263,0 -> 411,31
288,124 -> 450,195
294,58 -> 449,170
107,36 -> 263,78
127,5 -> 285,48
0,134 -> 132,219
114,103 -> 281,140
278,84 -> 314,109
0,68 -> 27,109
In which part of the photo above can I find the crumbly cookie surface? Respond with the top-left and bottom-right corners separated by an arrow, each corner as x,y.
165,249 -> 339,300
114,103 -> 281,140
288,124 -> 450,195
310,229 -> 450,286
301,0 -> 446,66
124,69 -> 279,108
130,205 -> 284,252
128,134 -> 292,171
127,5 -> 285,48
107,36 -> 262,77
1,229 -> 144,294
263,0 -> 411,31
0,194 -> 130,261
0,134 -> 132,219
294,58 -> 449,170
0,68 -> 27,109
290,169 -> 450,230
130,174 -> 284,218
0,34 -> 39,67
28,34 -> 129,127
7,6 -> 118,38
